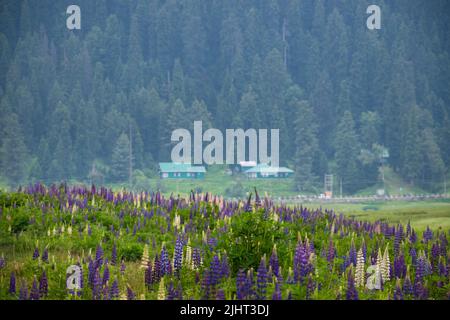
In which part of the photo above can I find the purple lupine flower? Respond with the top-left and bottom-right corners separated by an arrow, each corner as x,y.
19,281 -> 28,300
111,243 -> 117,266
152,255 -> 161,284
236,269 -> 247,300
294,241 -> 309,283
423,226 -> 433,242
88,258 -> 95,286
33,247 -> 40,260
243,193 -> 253,212
201,269 -> 212,299
306,274 -> 315,300
415,255 -> 426,283
410,230 -> 417,243
221,254 -> 230,279
394,255 -> 407,279
78,262 -> 84,290
406,221 -> 411,237
92,269 -> 102,300
160,245 -> 171,276
346,269 -> 358,300
269,246 -> 279,278
414,281 -> 428,300
127,286 -> 136,300
30,277 -> 40,300
0,256 -> 6,269
167,281 -> 176,300
192,248 -> 202,269
145,263 -> 153,287
102,284 -> 110,300
174,236 -> 183,276
272,279 -> 282,300
394,228 -> 402,257
362,241 -> 367,262
39,271 -> 48,297
109,279 -> 119,299
9,272 -> 16,294
102,264 -> 110,286
431,243 -> 440,268
403,274 -> 413,295
42,248 -> 49,263
327,239 -> 335,265
394,282 -> 403,300
216,289 -> 225,300
95,244 -> 104,268
210,255 -> 222,287
410,247 -> 417,267
256,256 -> 268,300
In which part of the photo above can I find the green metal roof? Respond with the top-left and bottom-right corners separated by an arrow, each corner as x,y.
159,162 -> 206,173
244,163 -> 294,174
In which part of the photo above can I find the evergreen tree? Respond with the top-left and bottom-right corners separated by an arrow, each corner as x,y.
334,111 -> 361,194
47,102 -> 74,182
111,133 -> 131,183
0,113 -> 28,185
294,100 -> 318,192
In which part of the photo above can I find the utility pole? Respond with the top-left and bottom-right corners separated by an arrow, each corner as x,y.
324,174 -> 333,198
444,173 -> 447,195
340,178 -> 343,198
129,122 -> 133,191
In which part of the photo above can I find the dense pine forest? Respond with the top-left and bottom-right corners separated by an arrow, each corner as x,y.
0,0 -> 449,193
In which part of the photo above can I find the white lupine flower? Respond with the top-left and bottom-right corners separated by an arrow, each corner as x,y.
68,225 -> 72,235
185,240 -> 192,269
173,214 -> 180,230
141,244 -> 149,268
376,248 -> 383,282
355,248 -> 365,287
381,245 -> 390,282
157,278 -> 166,300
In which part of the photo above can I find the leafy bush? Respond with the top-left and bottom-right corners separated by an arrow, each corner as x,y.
120,243 -> 143,262
220,210 -> 285,274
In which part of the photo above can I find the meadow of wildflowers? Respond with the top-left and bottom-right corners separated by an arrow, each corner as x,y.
0,183 -> 449,300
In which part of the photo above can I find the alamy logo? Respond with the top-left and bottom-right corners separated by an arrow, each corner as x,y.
171,121 -> 279,167
66,5 -> 81,30
66,265 -> 82,290
366,5 -> 381,30
366,265 -> 382,290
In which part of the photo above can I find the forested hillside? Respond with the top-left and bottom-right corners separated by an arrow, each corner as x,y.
0,0 -> 449,193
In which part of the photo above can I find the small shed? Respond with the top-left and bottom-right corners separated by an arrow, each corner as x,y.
244,164 -> 294,179
159,162 -> 206,179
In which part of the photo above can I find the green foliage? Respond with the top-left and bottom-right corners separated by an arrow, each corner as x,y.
220,211 -> 285,274
120,243 -> 143,262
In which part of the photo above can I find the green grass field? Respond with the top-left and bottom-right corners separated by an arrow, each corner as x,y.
302,200 -> 450,232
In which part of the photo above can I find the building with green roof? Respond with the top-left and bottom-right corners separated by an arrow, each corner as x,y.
159,162 -> 206,179
244,163 -> 294,179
